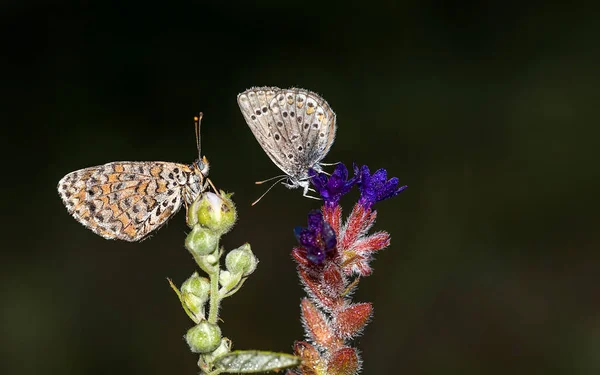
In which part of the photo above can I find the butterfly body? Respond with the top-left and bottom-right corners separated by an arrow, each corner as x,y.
237,87 -> 336,196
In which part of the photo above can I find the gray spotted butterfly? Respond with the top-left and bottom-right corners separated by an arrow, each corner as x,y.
237,87 -> 336,203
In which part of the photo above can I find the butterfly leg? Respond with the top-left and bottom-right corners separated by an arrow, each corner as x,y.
302,191 -> 322,200
206,177 -> 220,196
316,161 -> 341,176
302,184 -> 322,200
183,199 -> 191,226
297,176 -> 318,192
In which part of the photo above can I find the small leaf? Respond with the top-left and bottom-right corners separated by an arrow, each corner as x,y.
214,350 -> 300,373
322,263 -> 344,297
167,278 -> 199,323
327,347 -> 359,375
301,299 -> 338,348
293,341 -> 321,375
334,303 -> 372,338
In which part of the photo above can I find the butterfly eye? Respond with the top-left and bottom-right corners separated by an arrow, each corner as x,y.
200,156 -> 210,176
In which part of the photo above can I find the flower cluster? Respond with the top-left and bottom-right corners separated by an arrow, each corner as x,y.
309,163 -> 406,212
289,163 -> 406,375
294,163 -> 406,273
293,210 -> 337,264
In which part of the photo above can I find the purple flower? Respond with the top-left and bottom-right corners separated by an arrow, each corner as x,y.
309,164 -> 358,208
354,164 -> 407,209
294,210 -> 337,264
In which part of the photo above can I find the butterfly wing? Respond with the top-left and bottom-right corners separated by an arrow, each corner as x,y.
272,88 -> 337,176
57,161 -> 189,241
237,87 -> 293,175
238,87 -> 336,181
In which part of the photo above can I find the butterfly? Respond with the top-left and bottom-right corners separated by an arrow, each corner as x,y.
57,114 -> 213,241
237,87 -> 336,203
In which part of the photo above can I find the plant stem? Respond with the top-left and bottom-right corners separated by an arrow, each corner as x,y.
208,242 -> 221,324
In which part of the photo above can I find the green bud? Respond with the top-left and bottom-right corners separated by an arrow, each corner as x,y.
213,337 -> 232,357
181,272 -> 210,318
185,226 -> 219,256
185,321 -> 222,354
197,338 -> 232,372
188,192 -> 237,235
219,270 -> 241,291
225,243 -> 258,276
201,338 -> 232,363
195,253 -> 219,275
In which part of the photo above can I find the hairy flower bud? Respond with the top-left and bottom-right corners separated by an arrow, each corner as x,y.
181,272 -> 210,318
185,321 -> 222,354
225,243 -> 258,276
188,192 -> 237,235
185,226 -> 219,256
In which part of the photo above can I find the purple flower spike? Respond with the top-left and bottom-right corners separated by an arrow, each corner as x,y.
294,210 -> 337,264
355,164 -> 407,209
309,164 -> 358,208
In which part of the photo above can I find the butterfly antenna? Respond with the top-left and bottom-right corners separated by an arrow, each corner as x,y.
194,112 -> 203,160
251,176 -> 288,206
255,174 -> 288,185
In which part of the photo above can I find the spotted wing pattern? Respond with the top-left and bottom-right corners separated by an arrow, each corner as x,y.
57,161 -> 200,241
237,87 -> 336,180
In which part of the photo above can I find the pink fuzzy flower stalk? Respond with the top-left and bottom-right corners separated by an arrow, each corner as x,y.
287,164 -> 407,375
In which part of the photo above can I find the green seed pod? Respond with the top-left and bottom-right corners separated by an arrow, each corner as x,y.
188,192 -> 237,235
185,226 -> 219,256
181,272 -> 210,318
185,321 -> 222,354
225,243 -> 258,276
219,270 -> 242,291
201,338 -> 232,363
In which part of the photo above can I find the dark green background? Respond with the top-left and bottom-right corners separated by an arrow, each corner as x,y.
2,2 -> 599,374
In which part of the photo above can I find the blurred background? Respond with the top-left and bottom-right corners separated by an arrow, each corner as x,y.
1,1 -> 599,374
